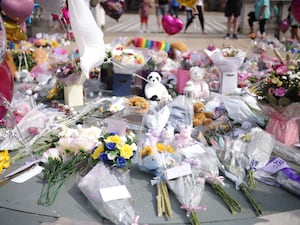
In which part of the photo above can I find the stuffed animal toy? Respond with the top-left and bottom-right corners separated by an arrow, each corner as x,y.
185,66 -> 210,100
173,125 -> 195,149
193,102 -> 214,127
144,71 -> 171,102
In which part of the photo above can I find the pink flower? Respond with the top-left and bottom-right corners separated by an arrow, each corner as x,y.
274,64 -> 289,75
274,87 -> 287,97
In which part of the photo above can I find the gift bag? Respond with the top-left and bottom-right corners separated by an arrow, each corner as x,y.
265,112 -> 299,146
176,69 -> 190,94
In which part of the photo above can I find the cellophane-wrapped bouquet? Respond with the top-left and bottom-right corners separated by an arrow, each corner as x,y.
78,128 -> 140,225
204,46 -> 246,72
78,161 -> 138,225
178,141 -> 242,214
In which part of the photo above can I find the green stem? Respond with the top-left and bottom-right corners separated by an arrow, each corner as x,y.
240,183 -> 263,216
246,170 -> 256,189
190,211 -> 201,225
210,183 -> 242,214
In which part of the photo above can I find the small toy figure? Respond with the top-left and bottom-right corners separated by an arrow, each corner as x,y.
184,66 -> 210,100
144,71 -> 172,102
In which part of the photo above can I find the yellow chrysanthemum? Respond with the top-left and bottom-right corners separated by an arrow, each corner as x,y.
105,135 -> 121,145
156,143 -> 166,152
51,41 -> 59,48
91,143 -> 104,160
120,144 -> 133,159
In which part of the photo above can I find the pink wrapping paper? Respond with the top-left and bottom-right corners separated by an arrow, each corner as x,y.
265,112 -> 299,146
176,69 -> 190,94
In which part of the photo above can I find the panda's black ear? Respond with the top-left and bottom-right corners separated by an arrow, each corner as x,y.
155,71 -> 163,78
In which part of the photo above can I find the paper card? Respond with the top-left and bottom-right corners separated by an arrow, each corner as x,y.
105,118 -> 127,136
165,163 -> 192,180
99,185 -> 131,202
11,165 -> 44,183
179,144 -> 206,158
4,159 -> 40,179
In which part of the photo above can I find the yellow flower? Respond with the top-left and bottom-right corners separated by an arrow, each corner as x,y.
51,41 -> 59,48
120,144 -> 133,159
0,150 -> 10,174
91,143 -> 104,160
47,87 -> 60,99
156,143 -> 166,152
105,135 -> 121,145
141,145 -> 153,157
166,144 -> 175,153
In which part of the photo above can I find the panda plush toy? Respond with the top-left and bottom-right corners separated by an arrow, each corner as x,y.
144,72 -> 171,102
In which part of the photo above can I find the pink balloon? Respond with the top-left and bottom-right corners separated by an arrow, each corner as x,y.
280,18 -> 290,33
0,61 -> 14,120
1,0 -> 34,22
291,0 -> 300,23
161,15 -> 184,35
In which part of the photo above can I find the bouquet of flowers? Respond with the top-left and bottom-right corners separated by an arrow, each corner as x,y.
54,56 -> 84,86
204,46 -> 246,72
254,57 -> 300,108
90,130 -> 137,169
78,129 -> 139,225
78,161 -> 138,225
167,170 -> 206,225
178,142 -> 242,214
111,45 -> 149,74
138,127 -> 179,219
38,125 -> 103,205
179,50 -> 211,70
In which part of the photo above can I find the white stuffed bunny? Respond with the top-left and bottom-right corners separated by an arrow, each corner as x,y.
144,72 -> 171,102
185,66 -> 210,100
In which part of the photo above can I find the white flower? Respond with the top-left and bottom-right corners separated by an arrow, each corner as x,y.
40,148 -> 61,163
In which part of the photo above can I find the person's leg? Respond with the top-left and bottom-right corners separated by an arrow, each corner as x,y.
184,10 -> 194,32
259,18 -> 267,36
233,16 -> 239,35
196,5 -> 205,33
248,11 -> 255,33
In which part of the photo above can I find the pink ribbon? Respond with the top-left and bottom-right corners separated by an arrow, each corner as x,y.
205,174 -> 225,185
180,205 -> 207,212
132,216 -> 148,225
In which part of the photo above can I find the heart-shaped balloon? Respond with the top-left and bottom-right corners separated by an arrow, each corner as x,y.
101,0 -> 126,22
0,60 -> 14,120
280,18 -> 290,33
291,0 -> 300,23
1,0 -> 34,22
162,15 -> 184,35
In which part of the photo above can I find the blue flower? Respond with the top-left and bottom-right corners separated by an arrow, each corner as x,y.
109,131 -> 119,136
116,156 -> 127,168
106,142 -> 116,151
99,152 -> 109,163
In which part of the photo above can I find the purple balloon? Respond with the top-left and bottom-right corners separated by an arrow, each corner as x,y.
1,0 -> 34,22
162,15 -> 184,35
280,18 -> 290,33
102,0 -> 126,22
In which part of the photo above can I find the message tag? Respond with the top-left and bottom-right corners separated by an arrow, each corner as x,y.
165,163 -> 192,180
179,144 -> 205,158
105,118 -> 127,136
99,185 -> 131,202
11,165 -> 44,183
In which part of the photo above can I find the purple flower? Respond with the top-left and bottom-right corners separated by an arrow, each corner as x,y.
106,142 -> 116,150
274,87 -> 287,97
116,156 -> 127,168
